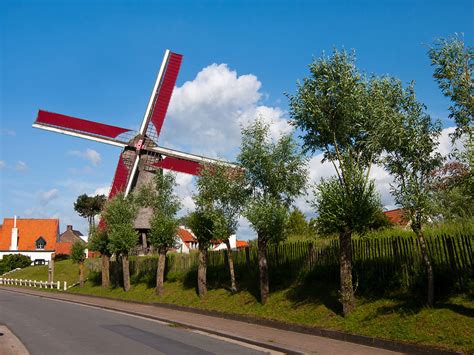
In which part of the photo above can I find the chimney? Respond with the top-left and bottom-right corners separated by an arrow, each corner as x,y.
67,225 -> 73,231
10,215 -> 18,251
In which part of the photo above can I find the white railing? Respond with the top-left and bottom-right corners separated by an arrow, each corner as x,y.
0,278 -> 67,291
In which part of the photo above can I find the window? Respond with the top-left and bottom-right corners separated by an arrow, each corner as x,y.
35,237 -> 46,250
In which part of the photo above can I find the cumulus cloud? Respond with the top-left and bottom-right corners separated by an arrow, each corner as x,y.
69,148 -> 101,166
15,161 -> 27,172
0,160 -> 5,169
161,63 -> 291,159
39,188 -> 60,204
437,126 -> 464,158
93,186 -> 110,196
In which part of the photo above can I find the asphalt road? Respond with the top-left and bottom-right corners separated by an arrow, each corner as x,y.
0,289 -> 272,355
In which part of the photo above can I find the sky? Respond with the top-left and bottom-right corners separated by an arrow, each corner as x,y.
0,0 -> 472,240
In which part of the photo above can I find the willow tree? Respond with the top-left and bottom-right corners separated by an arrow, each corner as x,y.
379,84 -> 443,306
137,172 -> 181,296
428,35 -> 473,141
238,118 -> 307,305
102,193 -> 138,292
288,49 -> 399,315
195,163 -> 247,292
88,228 -> 111,288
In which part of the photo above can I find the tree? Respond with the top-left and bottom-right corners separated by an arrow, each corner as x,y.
188,209 -> 216,298
102,193 -> 138,292
137,172 -> 181,296
74,194 -> 106,236
70,240 -> 86,287
88,228 -> 111,288
288,49 -> 395,315
238,118 -> 307,304
286,208 -> 315,240
428,35 -> 473,141
379,84 -> 443,306
194,163 -> 247,292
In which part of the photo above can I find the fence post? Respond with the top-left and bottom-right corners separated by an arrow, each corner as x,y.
64,281 -> 67,291
57,281 -> 60,290
308,242 -> 315,271
245,246 -> 251,268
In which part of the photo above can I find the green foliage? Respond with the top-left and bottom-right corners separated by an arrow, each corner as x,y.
286,208 -> 315,239
0,254 -> 32,273
428,35 -> 473,140
88,228 -> 111,256
102,193 -> 138,256
188,210 -> 215,248
238,118 -> 307,241
70,241 -> 86,264
140,173 -> 181,252
74,194 -> 106,234
313,170 -> 381,236
378,84 -> 443,230
288,49 -> 398,235
194,163 -> 247,240
430,161 -> 474,221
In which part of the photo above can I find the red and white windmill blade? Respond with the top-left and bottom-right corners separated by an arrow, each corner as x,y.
32,50 -> 238,200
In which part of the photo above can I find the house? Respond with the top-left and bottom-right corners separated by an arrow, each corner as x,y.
173,226 -> 249,254
383,208 -> 410,227
175,226 -> 199,253
55,225 -> 87,255
212,235 -> 249,250
0,216 -> 85,263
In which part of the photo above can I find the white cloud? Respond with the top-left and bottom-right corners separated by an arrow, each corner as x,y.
161,63 -> 291,159
437,126 -> 464,158
93,186 -> 110,196
69,148 -> 101,166
0,160 -> 5,169
15,161 -> 27,172
38,188 -> 60,204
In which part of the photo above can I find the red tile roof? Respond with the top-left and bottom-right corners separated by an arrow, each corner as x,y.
236,240 -> 249,248
0,218 -> 59,251
178,227 -> 197,243
383,208 -> 409,226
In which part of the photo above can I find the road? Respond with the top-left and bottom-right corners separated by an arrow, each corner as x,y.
0,289 -> 274,355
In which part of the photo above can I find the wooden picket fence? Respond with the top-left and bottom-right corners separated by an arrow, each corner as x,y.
161,235 -> 474,287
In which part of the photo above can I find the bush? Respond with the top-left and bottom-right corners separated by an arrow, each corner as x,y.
54,253 -> 70,261
1,254 -> 32,273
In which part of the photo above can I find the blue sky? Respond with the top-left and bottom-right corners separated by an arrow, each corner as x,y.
1,0 -> 472,238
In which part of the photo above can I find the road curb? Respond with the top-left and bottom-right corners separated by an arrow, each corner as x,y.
0,286 -> 462,355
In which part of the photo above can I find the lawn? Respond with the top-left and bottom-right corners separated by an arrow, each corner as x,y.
3,259 -> 90,285
5,259 -> 474,353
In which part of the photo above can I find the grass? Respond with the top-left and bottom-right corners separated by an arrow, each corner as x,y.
4,257 -> 474,353
3,259 -> 90,285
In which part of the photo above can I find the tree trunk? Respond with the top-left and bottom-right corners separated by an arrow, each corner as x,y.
122,254 -> 131,292
101,254 -> 110,288
339,229 -> 355,316
258,235 -> 269,305
413,227 -> 434,306
197,246 -> 208,298
156,249 -> 167,296
225,239 -> 237,292
79,261 -> 85,288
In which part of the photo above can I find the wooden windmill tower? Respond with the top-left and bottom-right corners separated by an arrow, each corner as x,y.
33,50 -> 237,248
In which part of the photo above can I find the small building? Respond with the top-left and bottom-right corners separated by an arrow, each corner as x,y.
0,216 -> 85,263
212,235 -> 249,251
173,227 -> 249,253
383,208 -> 410,227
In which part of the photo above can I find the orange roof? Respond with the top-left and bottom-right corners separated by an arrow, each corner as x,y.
236,240 -> 249,248
55,242 -> 73,255
177,227 -> 197,243
383,208 -> 409,226
0,218 -> 59,251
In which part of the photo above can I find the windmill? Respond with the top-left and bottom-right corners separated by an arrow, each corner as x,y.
32,50 -> 237,249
